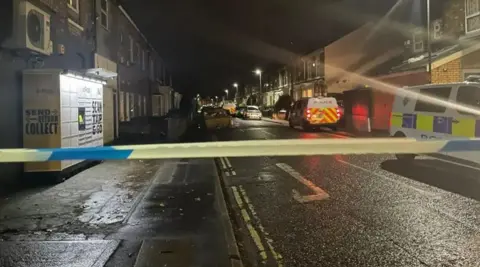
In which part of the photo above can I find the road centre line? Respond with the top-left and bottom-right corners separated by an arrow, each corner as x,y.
337,159 -> 437,197
231,186 -> 267,262
238,186 -> 283,266
276,163 -> 329,203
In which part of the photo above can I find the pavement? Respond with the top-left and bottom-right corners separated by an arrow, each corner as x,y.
215,118 -> 480,267
0,120 -> 238,267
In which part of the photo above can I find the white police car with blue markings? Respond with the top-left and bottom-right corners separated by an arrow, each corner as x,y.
390,76 -> 480,164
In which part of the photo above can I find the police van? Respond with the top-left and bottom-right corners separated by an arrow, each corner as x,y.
289,97 -> 341,131
390,76 -> 480,164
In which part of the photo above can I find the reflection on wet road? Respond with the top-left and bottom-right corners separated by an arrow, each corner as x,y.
217,118 -> 480,267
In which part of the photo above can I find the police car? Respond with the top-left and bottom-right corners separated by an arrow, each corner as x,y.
390,75 -> 480,164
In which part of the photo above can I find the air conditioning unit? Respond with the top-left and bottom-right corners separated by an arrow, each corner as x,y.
4,1 -> 52,55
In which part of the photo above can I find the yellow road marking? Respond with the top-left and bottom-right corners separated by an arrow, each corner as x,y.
231,186 -> 267,262
223,157 -> 237,176
239,186 -> 283,266
219,157 -> 231,176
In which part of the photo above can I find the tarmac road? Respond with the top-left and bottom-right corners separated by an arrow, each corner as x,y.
215,118 -> 480,267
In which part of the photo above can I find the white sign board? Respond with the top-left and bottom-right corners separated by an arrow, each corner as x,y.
60,75 -> 103,168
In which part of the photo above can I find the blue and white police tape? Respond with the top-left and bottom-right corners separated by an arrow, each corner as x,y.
1,138 -> 480,162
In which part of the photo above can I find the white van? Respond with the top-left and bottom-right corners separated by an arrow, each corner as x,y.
390,78 -> 480,164
289,97 -> 340,131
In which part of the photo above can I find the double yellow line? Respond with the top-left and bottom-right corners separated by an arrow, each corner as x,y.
231,185 -> 283,266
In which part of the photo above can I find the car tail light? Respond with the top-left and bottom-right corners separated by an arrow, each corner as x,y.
305,108 -> 311,118
336,108 -> 340,118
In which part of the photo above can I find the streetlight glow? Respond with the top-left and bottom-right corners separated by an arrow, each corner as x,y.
233,83 -> 238,88
254,69 -> 262,93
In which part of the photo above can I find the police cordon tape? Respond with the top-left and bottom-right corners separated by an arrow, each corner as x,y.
1,138 -> 480,163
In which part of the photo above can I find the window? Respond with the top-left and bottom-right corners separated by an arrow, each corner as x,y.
412,28 -> 424,53
100,0 -> 108,29
138,95 -> 142,117
149,58 -> 155,80
129,36 -> 134,62
125,91 -> 130,121
129,93 -> 135,118
136,43 -> 140,64
414,87 -> 452,113
143,96 -> 147,115
456,86 -> 480,115
119,91 -> 125,121
463,70 -> 480,80
466,0 -> 480,34
68,0 -> 79,12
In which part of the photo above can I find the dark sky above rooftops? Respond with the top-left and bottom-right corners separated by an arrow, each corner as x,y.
120,0 -> 402,97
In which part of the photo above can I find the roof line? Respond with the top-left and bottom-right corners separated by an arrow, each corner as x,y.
432,42 -> 480,69
118,4 -> 164,64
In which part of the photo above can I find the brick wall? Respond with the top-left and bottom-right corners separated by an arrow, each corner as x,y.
431,58 -> 462,84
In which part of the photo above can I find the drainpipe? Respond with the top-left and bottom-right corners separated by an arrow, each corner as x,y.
426,0 -> 432,82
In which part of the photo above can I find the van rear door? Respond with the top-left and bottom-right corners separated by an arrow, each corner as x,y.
306,98 -> 339,123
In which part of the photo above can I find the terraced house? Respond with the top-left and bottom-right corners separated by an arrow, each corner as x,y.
0,0 -> 178,185
391,0 -> 480,84
262,48 -> 325,108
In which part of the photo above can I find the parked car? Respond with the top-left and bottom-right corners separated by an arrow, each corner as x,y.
202,107 -> 232,130
236,106 -> 247,118
244,105 -> 262,120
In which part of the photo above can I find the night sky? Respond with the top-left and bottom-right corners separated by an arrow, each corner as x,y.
120,0 -> 400,97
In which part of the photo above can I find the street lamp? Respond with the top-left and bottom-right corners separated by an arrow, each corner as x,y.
426,0 -> 432,76
254,69 -> 262,93
233,83 -> 238,101
224,89 -> 229,100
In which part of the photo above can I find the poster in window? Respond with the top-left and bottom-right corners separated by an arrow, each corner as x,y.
78,107 -> 86,130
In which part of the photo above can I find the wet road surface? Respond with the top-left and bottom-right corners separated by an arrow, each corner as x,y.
216,118 -> 480,267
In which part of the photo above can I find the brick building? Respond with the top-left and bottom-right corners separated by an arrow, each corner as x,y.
0,0 -> 177,185
391,0 -> 480,84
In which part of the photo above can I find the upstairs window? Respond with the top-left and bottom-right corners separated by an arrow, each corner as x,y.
68,0 -> 79,13
466,0 -> 480,34
100,0 -> 108,29
149,58 -> 155,80
129,36 -> 134,62
135,43 -> 140,63
412,28 -> 424,53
